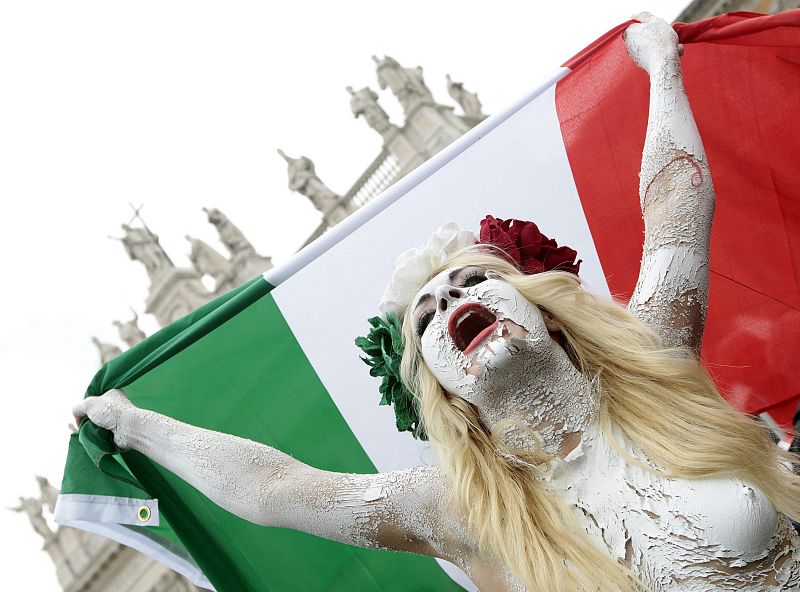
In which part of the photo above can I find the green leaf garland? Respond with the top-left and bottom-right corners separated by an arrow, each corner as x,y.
355,314 -> 427,440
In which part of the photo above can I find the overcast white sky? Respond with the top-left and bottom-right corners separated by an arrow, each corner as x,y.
0,1 -> 689,588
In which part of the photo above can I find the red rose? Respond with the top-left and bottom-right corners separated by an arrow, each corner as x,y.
478,215 -> 581,276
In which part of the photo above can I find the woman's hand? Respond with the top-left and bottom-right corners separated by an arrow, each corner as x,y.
624,12 -> 682,75
72,389 -> 137,449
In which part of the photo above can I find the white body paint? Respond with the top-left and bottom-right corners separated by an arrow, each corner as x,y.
552,421 -> 800,591
418,276 -> 596,457
626,15 -> 715,355
75,390 -> 480,576
71,15 -> 800,592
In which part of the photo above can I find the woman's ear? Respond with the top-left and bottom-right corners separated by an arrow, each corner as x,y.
541,309 -> 561,334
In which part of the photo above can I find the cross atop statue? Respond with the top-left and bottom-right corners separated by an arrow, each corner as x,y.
373,54 -> 434,114
277,149 -> 340,214
446,74 -> 486,120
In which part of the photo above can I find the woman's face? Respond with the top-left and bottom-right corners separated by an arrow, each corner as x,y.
410,266 -> 558,404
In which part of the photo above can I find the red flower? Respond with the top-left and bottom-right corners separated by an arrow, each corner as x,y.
478,215 -> 581,276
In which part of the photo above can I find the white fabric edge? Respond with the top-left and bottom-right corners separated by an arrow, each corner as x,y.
263,67 -> 571,289
55,493 -> 159,527
436,558 -> 476,591
57,517 -> 215,590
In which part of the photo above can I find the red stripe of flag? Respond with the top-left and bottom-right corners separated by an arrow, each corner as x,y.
556,10 -> 800,429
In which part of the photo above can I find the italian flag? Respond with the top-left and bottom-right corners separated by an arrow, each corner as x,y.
56,11 -> 800,591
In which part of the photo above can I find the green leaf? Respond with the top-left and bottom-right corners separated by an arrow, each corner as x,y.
354,314 -> 427,441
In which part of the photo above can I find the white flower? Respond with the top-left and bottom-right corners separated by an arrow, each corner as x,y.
379,222 -> 477,317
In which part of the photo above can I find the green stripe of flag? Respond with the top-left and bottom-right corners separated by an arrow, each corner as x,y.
60,276 -> 462,591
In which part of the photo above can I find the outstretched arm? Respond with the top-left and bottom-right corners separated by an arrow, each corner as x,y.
73,390 -> 461,559
624,14 -> 715,355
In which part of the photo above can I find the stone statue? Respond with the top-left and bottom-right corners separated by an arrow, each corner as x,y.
347,86 -> 395,135
91,337 -> 122,364
277,149 -> 340,213
10,496 -> 53,540
112,310 -> 146,348
446,74 -> 486,120
373,54 -> 433,113
119,224 -> 172,279
186,235 -> 233,288
35,476 -> 60,514
203,207 -> 257,258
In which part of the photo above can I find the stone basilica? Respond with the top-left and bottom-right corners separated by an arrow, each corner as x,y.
14,1 -> 799,590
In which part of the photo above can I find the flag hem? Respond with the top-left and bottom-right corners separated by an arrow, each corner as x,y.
55,493 -> 160,527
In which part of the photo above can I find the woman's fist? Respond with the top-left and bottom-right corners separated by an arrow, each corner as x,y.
624,12 -> 681,74
72,389 -> 137,449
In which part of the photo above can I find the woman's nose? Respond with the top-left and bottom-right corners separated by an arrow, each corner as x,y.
435,285 -> 463,312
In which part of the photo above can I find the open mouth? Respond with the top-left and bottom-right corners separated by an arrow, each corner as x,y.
448,303 -> 498,355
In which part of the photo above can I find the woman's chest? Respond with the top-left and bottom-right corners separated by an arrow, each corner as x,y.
553,427 -> 797,590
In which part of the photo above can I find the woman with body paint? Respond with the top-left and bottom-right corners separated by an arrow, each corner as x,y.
73,14 -> 800,591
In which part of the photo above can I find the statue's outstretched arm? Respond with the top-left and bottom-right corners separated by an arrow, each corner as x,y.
72,390 -> 463,560
624,14 -> 715,355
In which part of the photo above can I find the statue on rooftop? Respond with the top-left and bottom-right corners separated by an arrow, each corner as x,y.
10,496 -> 53,540
347,86 -> 396,136
35,476 -> 60,515
373,55 -> 433,113
277,149 -> 340,213
187,235 -> 233,288
91,336 -> 122,365
446,74 -> 486,120
203,207 -> 257,258
113,310 -> 147,348
119,224 -> 173,279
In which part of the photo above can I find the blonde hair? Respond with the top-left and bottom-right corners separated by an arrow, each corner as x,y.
400,247 -> 800,591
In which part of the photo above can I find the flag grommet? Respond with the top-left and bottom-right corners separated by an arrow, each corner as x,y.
137,505 -> 151,523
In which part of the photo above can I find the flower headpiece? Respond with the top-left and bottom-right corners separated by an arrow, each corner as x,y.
355,215 -> 581,440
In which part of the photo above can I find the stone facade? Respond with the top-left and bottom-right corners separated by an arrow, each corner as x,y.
121,207 -> 273,328
676,0 -> 799,21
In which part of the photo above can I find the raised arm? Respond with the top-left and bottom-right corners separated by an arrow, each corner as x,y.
624,14 -> 716,355
73,389 -> 463,560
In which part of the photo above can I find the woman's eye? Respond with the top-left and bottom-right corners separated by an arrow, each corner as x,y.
461,272 -> 488,288
416,310 -> 434,337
